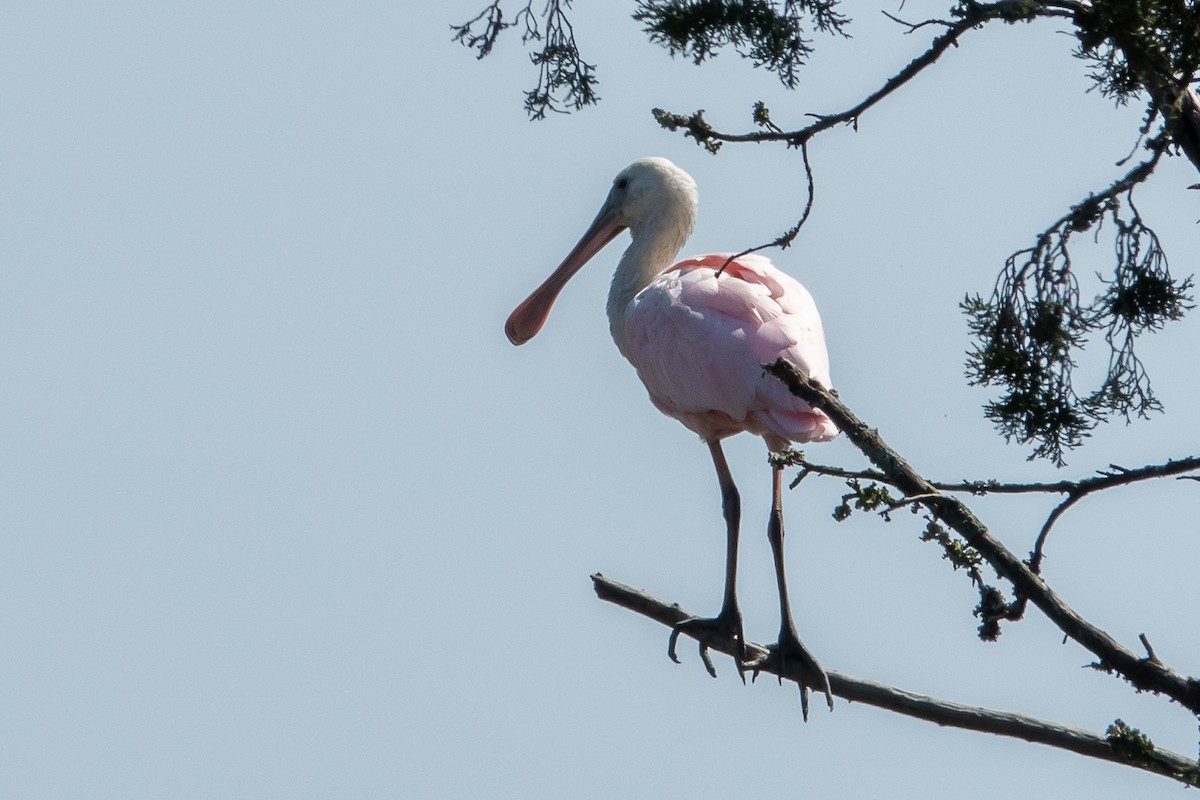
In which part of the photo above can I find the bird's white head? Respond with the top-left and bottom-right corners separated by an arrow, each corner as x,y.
604,157 -> 698,237
506,157 -> 698,346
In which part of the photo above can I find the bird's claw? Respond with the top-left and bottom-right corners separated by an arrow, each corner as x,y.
668,611 -> 748,682
667,625 -> 719,677
748,629 -> 833,722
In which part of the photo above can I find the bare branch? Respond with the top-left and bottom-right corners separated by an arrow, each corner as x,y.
592,573 -> 1200,788
879,9 -> 956,34
654,1 -> 1076,150
1029,492 -> 1084,571
1140,633 -> 1162,665
1025,456 -> 1200,572
791,455 -> 1200,497
793,451 -> 1198,632
764,358 -> 1200,712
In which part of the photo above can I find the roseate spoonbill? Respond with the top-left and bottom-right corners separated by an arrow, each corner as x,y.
505,157 -> 837,716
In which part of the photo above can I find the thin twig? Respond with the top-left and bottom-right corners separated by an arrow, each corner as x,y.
1029,493 -> 1084,570
792,456 -> 1200,498
1027,456 -> 1200,573
880,10 -> 956,33
717,142 -> 816,275
1140,633 -> 1162,665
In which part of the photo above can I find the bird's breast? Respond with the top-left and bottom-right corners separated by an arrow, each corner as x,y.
614,256 -> 836,444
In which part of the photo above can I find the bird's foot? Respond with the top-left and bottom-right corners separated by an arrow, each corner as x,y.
668,606 -> 747,682
748,624 -> 833,721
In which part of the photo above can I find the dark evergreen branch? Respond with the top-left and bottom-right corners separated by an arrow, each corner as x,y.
963,140 -> 1194,463
764,358 -> 1200,712
452,1 -> 598,119
591,573 -> 1200,788
634,0 -> 850,89
1072,0 -> 1200,172
451,1 -> 535,59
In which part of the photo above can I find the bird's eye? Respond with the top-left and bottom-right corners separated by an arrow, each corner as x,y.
615,177 -> 628,191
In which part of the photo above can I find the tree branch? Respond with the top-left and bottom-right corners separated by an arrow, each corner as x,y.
451,0 -> 598,119
654,1 -> 1075,149
1072,0 -> 1200,175
591,573 -> 1200,788
1026,457 -> 1200,572
791,455 -> 1200,498
764,358 -> 1200,712
791,454 -> 1200,576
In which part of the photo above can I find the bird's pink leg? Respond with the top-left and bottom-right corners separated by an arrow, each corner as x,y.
668,440 -> 748,679
758,461 -> 834,720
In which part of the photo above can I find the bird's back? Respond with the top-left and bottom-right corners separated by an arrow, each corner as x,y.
618,253 -> 838,449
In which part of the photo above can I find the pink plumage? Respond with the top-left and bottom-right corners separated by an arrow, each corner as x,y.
505,157 -> 838,715
621,252 -> 837,450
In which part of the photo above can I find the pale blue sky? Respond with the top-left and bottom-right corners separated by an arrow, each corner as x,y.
2,2 -> 1198,797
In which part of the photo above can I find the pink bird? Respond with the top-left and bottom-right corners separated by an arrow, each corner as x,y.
506,157 -> 837,715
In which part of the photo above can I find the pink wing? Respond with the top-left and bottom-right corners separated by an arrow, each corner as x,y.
620,253 -> 838,448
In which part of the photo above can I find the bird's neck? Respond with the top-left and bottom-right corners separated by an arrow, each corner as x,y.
606,212 -> 693,353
